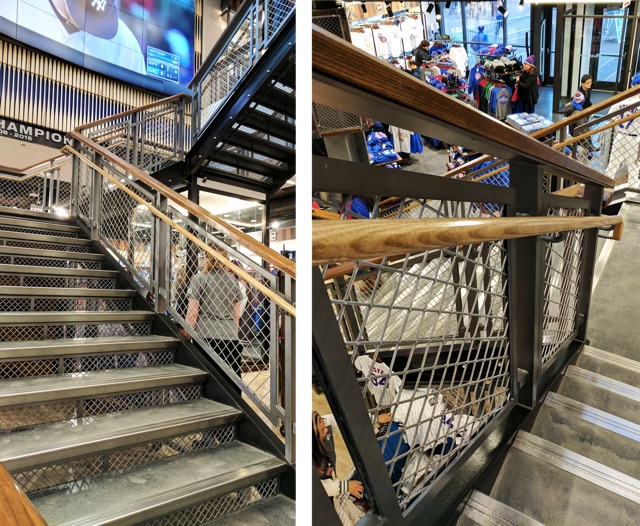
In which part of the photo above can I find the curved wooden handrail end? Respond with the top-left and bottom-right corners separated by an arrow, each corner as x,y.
0,463 -> 46,526
613,221 -> 624,241
313,216 -> 624,265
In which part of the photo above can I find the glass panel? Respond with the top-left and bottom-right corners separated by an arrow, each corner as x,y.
505,1 -> 531,60
597,7 -> 625,83
550,8 -> 556,77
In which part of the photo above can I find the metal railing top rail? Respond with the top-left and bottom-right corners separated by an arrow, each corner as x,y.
74,94 -> 191,133
64,137 -> 296,316
0,462 -> 46,526
312,25 -> 612,188
313,216 -> 623,265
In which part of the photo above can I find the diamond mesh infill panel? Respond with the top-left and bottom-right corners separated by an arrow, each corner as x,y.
144,478 -> 279,526
16,425 -> 236,497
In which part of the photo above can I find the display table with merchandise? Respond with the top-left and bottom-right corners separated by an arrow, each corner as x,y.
506,113 -> 553,135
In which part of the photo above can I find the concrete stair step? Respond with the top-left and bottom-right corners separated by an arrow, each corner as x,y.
0,216 -> 81,236
0,207 -> 73,223
575,346 -> 640,387
31,442 -> 287,526
490,434 -> 640,525
0,364 -> 206,409
457,490 -> 544,526
204,495 -> 295,526
555,366 -> 640,425
531,396 -> 640,479
2,399 -> 242,473
0,230 -> 90,247
0,335 -> 177,360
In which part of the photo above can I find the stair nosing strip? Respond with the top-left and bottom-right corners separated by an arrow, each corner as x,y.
0,311 -> 154,324
3,406 -> 243,471
513,431 -> 640,505
0,206 -> 73,222
566,365 -> 640,402
545,391 -> 640,442
464,490 -> 545,526
582,345 -> 640,375
50,456 -> 286,526
0,218 -> 81,233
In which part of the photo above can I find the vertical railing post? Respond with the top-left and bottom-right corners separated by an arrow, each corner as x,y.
575,182 -> 604,342
507,161 -> 546,409
90,151 -> 103,242
312,269 -> 402,524
155,194 -> 170,314
283,274 -> 295,463
177,98 -> 186,162
132,112 -> 140,169
70,151 -> 79,219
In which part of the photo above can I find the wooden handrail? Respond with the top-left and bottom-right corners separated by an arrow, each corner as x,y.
443,155 -> 493,178
64,144 -> 295,318
0,463 -> 46,526
531,85 -> 640,138
0,161 -> 71,182
312,26 -> 612,187
313,216 -> 624,265
75,94 -> 190,132
312,209 -> 341,220
65,131 -> 295,279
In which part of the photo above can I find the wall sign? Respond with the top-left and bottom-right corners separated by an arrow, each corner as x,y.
0,118 -> 72,149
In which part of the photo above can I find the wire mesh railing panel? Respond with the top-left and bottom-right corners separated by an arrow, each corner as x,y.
266,0 -> 295,41
98,168 -> 156,293
144,478 -> 279,526
198,16 -> 254,133
167,208 -> 277,412
76,158 -> 93,224
541,208 -> 586,365
321,203 -> 511,510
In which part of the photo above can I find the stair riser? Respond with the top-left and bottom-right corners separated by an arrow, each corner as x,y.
14,424 -> 237,498
147,477 -> 281,526
0,349 -> 175,379
0,297 -> 132,313
0,275 -> 116,289
0,256 -> 102,270
0,384 -> 202,432
0,321 -> 151,342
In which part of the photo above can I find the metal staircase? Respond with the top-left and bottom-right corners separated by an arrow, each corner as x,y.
0,206 -> 294,525
188,0 -> 296,196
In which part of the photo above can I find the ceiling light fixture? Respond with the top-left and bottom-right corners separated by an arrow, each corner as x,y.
384,1 -> 393,18
519,0 -> 524,10
445,1 -> 452,8
498,5 -> 508,18
360,1 -> 367,13
426,3 -> 434,14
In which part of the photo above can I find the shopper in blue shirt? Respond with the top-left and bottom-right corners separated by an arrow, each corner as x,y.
472,26 -> 489,53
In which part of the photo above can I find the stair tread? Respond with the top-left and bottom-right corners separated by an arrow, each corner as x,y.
0,286 -> 134,297
491,447 -> 640,525
458,490 -> 544,526
31,443 -> 286,526
205,495 -> 295,526
0,230 -> 90,245
0,364 -> 206,406
556,375 -> 640,426
0,311 -> 154,323
0,264 -> 116,277
0,335 -> 178,358
577,347 -> 640,387
0,216 -> 81,234
0,207 -> 73,223
531,403 -> 640,479
1,399 -> 242,470
0,246 -> 102,260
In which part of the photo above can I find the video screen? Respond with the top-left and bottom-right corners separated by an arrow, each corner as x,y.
0,1 -> 195,96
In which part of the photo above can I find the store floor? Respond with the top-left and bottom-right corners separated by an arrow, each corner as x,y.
402,142 -> 450,176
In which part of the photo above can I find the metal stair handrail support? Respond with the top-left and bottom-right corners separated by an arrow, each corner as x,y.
312,25 -> 621,525
190,0 -> 295,141
64,129 -> 296,462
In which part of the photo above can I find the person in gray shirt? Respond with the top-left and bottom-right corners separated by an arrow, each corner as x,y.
186,245 -> 244,394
